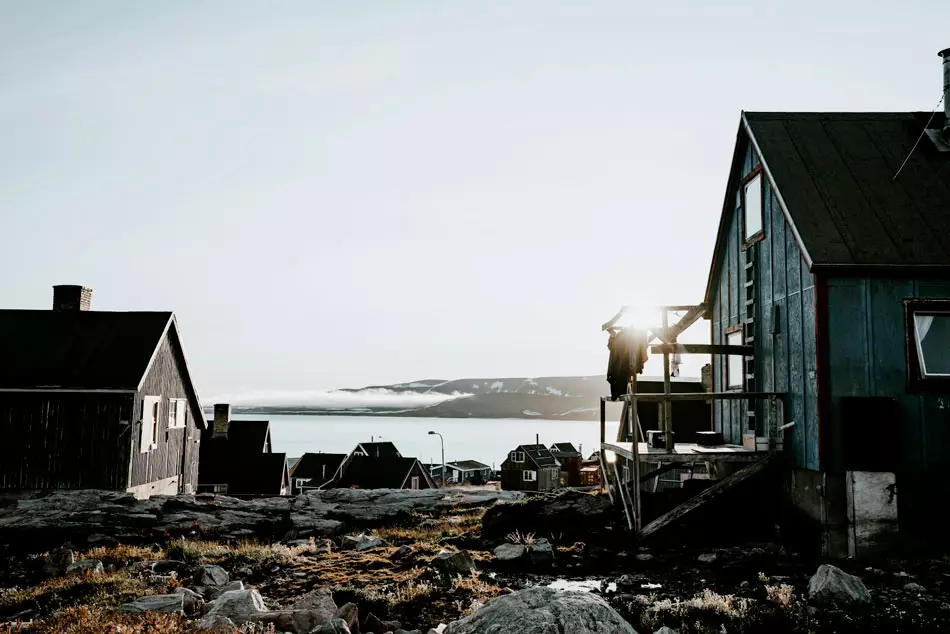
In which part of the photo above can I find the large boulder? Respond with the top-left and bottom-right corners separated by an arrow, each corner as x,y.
117,594 -> 185,614
430,550 -> 476,574
528,538 -> 555,567
481,491 -> 614,540
493,543 -> 526,562
355,535 -> 389,551
315,619 -> 352,634
206,588 -> 268,619
66,559 -> 104,576
196,564 -> 230,587
290,588 -> 337,623
445,587 -> 638,634
334,602 -> 361,634
807,564 -> 871,606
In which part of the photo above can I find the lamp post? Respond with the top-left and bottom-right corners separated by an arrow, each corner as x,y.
428,430 -> 445,488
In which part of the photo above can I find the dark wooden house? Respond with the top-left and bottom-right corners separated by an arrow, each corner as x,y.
550,443 -> 583,487
332,455 -> 435,490
0,285 -> 204,498
198,404 -> 289,496
705,65 -> 950,557
351,442 -> 401,459
432,460 -> 492,485
500,444 -> 560,492
289,452 -> 348,494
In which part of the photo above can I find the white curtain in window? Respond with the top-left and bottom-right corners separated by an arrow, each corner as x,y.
916,314 -> 935,342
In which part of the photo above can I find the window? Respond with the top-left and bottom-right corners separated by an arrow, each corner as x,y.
140,396 -> 160,453
212,484 -> 228,494
913,312 -> 950,377
510,451 -> 525,463
726,330 -> 744,389
523,470 -> 537,482
743,173 -> 763,241
168,398 -> 186,429
410,476 -> 420,489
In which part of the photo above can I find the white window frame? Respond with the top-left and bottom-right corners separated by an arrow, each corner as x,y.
168,398 -> 187,429
510,451 -> 525,463
523,470 -> 537,482
726,330 -> 744,390
140,396 -> 160,453
913,311 -> 950,377
410,475 -> 420,489
743,173 -> 763,241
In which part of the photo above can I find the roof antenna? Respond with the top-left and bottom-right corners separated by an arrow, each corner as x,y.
891,95 -> 944,182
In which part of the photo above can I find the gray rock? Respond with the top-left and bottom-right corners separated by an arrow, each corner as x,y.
206,580 -> 245,601
173,587 -> 203,615
636,554 -> 654,562
493,543 -> 526,562
904,582 -> 927,593
315,619 -> 352,634
207,588 -> 268,619
427,627 -> 447,634
654,628 -> 677,634
444,587 -> 637,634
355,535 -> 389,551
807,564 -> 871,606
197,563 -> 230,587
66,559 -> 104,576
151,560 -> 186,574
528,539 -> 555,567
430,550 -> 476,574
334,602 -> 361,634
118,594 -> 185,614
195,615 -> 237,632
365,612 -> 401,633
236,566 -> 254,577
697,553 -> 717,563
86,533 -> 119,547
44,547 -> 75,576
391,545 -> 415,560
290,587 -> 337,623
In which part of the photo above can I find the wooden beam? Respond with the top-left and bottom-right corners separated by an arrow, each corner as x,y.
637,456 -> 774,539
649,343 -> 753,356
603,442 -> 765,464
655,304 -> 706,343
623,391 -> 784,402
639,462 -> 681,483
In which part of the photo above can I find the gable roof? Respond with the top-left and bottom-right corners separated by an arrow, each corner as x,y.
705,111 -> 950,306
354,442 -> 401,458
0,309 -> 204,427
199,420 -> 276,488
335,455 -> 434,489
290,453 -> 348,482
550,443 -> 580,456
447,460 -> 491,471
517,444 -> 559,468
227,453 -> 289,495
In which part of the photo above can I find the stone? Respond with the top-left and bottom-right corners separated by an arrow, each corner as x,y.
654,628 -> 677,634
481,490 -> 613,541
205,580 -> 245,601
237,566 -> 254,577
355,535 -> 389,551
44,547 -> 75,576
118,594 -> 185,614
290,587 -> 337,623
427,627 -> 447,634
391,545 -> 415,560
444,587 -> 637,634
151,560 -> 186,574
173,587 -> 203,615
616,574 -> 640,591
904,582 -> 927,593
636,554 -> 654,562
197,563 -> 230,587
66,559 -> 104,576
697,553 -> 717,563
334,602 -> 361,634
365,612 -> 402,633
430,550 -> 476,574
807,564 -> 871,606
195,615 -> 237,632
206,588 -> 268,619
528,539 -> 555,567
739,581 -> 750,589
315,619 -> 353,634
493,543 -> 526,562
86,533 -> 119,547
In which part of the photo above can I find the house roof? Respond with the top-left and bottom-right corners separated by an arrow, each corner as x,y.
706,112 -> 950,304
290,453 -> 348,482
551,443 -> 581,456
518,444 -> 559,468
447,460 -> 491,471
228,453 -> 289,495
336,455 -> 433,489
354,442 -> 401,458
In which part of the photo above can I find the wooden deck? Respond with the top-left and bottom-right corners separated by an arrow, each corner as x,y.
603,441 -> 763,463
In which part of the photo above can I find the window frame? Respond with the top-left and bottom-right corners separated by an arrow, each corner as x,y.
522,470 -> 537,482
410,476 -> 420,489
140,396 -> 161,453
168,398 -> 187,429
725,326 -> 745,391
904,299 -> 950,391
741,168 -> 766,248
510,450 -> 525,463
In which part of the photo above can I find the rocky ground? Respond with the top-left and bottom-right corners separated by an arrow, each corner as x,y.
1,489 -> 949,633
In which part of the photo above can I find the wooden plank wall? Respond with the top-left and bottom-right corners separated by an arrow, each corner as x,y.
711,140 -> 819,469
131,334 -> 201,491
0,392 -> 132,489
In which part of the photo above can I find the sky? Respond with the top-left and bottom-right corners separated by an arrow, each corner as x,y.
2,1 -> 949,399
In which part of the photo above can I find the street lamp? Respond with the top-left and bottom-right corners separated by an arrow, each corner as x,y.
428,430 -> 445,488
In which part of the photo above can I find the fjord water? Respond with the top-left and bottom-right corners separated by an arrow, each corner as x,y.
234,414 -> 619,468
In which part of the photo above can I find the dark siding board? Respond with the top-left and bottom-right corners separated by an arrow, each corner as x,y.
802,285 -> 818,470
787,274 -> 806,468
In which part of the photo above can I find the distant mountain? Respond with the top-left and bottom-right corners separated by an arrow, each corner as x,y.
231,374 -> 702,420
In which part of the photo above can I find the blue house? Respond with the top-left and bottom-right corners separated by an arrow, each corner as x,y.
706,58 -> 950,557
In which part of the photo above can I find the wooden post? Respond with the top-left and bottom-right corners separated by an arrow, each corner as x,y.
629,379 -> 642,531
599,398 -> 607,492
662,309 -> 673,454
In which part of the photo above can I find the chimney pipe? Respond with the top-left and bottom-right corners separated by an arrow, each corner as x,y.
940,48 -> 950,136
536,433 -> 539,447
213,404 -> 232,438
53,285 -> 92,312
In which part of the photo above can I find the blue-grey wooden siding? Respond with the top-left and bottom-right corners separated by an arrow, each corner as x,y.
711,141 -> 819,470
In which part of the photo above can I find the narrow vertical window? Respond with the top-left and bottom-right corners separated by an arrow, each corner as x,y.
744,174 -> 763,241
727,330 -> 744,389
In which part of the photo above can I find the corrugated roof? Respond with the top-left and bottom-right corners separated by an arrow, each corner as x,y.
745,112 -> 950,267
520,444 -> 559,468
291,453 -> 348,481
447,460 -> 491,471
0,310 -> 172,389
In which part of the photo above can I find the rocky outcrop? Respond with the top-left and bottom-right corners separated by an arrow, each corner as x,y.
118,594 -> 185,614
808,564 -> 872,606
481,490 -> 614,541
444,586 -> 638,634
0,488 -> 522,551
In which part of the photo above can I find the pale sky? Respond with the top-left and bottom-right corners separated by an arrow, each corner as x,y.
2,1 -> 948,397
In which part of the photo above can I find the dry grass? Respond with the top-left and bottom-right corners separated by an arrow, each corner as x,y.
375,507 -> 486,543
163,538 -> 317,568
0,571 -> 153,618
765,584 -> 795,608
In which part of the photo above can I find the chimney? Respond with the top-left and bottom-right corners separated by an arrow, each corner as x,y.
940,48 -> 950,138
53,285 -> 92,312
536,433 -> 539,447
213,404 -> 232,438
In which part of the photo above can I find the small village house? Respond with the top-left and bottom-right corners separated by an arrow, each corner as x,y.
430,460 -> 492,485
500,444 -> 560,492
289,452 -> 348,493
703,49 -> 950,556
550,443 -> 583,487
322,441 -> 435,490
198,404 -> 289,496
0,285 -> 204,498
